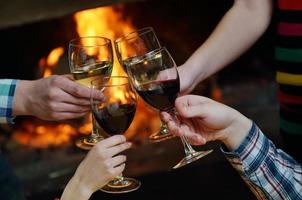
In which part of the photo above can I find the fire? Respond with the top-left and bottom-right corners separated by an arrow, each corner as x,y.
13,4 -> 160,148
39,47 -> 64,77
74,5 -> 134,76
74,5 -> 160,141
13,121 -> 77,148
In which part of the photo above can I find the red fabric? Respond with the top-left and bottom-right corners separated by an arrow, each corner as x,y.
279,0 -> 302,10
278,22 -> 302,36
278,90 -> 302,104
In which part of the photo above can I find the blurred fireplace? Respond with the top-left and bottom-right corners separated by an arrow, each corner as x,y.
0,0 -> 237,149
0,0 -> 276,198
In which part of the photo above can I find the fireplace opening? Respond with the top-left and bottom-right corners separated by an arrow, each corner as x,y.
0,0 -> 277,199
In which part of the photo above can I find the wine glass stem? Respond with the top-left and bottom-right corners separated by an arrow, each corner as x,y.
91,113 -> 100,138
159,114 -> 169,135
180,136 -> 196,156
168,109 -> 196,156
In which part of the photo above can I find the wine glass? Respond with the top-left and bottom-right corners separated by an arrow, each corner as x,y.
69,36 -> 113,150
91,76 -> 140,193
126,47 -> 213,169
115,27 -> 174,143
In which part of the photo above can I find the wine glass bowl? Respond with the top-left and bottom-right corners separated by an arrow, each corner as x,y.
115,27 -> 160,72
115,27 -> 175,142
91,76 -> 140,193
126,47 -> 213,169
68,36 -> 113,150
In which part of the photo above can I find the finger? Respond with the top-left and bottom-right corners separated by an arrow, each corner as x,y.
90,88 -> 106,102
111,163 -> 126,176
160,112 -> 173,123
179,126 -> 206,145
63,74 -> 74,80
108,155 -> 127,168
50,86 -> 91,106
166,119 -> 183,137
175,95 -> 211,119
51,112 -> 88,121
50,102 -> 91,113
60,78 -> 91,98
99,135 -> 127,148
106,142 -> 132,157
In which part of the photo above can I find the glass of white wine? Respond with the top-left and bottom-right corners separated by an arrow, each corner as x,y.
69,36 -> 113,150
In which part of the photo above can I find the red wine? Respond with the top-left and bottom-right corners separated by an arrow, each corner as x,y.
93,104 -> 136,135
137,79 -> 179,111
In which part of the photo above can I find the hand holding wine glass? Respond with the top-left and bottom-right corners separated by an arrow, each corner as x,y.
91,76 -> 140,193
115,27 -> 174,142
126,47 -> 213,169
68,36 -> 113,150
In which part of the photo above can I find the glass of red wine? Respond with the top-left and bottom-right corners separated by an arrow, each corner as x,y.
91,76 -> 140,193
126,47 -> 213,169
69,36 -> 113,150
115,27 -> 175,143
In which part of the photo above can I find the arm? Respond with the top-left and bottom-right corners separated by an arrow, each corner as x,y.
161,95 -> 302,199
61,135 -> 131,200
179,0 -> 273,94
223,123 -> 302,199
12,75 -> 93,121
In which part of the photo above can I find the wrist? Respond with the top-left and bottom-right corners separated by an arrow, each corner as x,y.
61,176 -> 93,200
178,63 -> 201,94
13,80 -> 32,116
222,111 -> 252,151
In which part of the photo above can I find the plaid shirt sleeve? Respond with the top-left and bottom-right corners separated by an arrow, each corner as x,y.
0,79 -> 17,124
222,122 -> 302,200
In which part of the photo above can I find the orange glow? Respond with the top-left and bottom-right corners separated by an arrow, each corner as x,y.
39,47 -> 64,78
13,121 -> 77,148
74,5 -> 160,141
74,5 -> 135,76
13,5 -> 160,148
47,47 -> 64,66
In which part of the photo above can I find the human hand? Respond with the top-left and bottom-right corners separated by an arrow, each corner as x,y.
177,64 -> 197,95
161,95 -> 252,150
61,135 -> 131,200
13,75 -> 103,121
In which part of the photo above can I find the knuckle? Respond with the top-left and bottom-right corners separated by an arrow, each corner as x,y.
95,146 -> 106,158
73,87 -> 82,96
104,160 -> 112,168
50,75 -> 61,86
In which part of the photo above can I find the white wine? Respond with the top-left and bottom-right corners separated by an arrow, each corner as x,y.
72,61 -> 113,87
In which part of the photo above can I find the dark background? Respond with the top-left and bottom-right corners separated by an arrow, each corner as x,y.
0,0 -> 278,199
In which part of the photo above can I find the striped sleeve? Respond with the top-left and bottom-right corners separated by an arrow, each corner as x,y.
222,122 -> 302,200
0,79 -> 17,124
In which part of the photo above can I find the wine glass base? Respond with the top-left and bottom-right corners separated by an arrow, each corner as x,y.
149,132 -> 176,143
75,136 -> 104,150
173,149 -> 213,169
100,178 -> 141,194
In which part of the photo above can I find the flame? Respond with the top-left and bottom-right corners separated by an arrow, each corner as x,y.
74,5 -> 160,141
13,121 -> 77,148
74,5 -> 135,76
39,47 -> 64,77
13,4 -> 160,148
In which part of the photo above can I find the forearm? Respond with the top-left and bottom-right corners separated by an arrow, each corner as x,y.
60,176 -> 93,200
181,0 -> 272,89
223,124 -> 302,199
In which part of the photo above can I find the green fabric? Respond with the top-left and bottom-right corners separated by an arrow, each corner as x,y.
280,118 -> 302,135
275,47 -> 302,63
